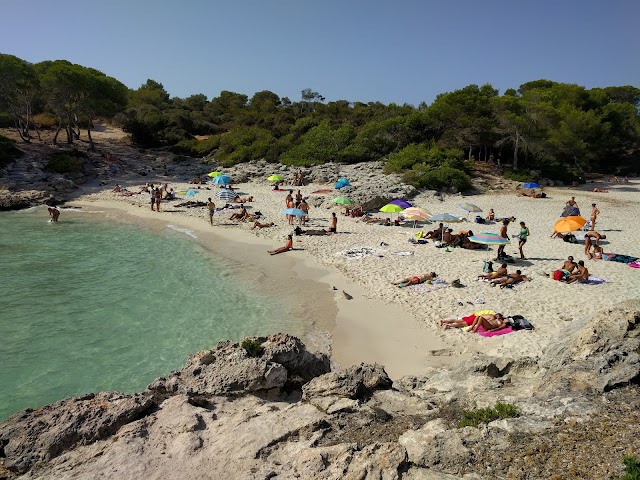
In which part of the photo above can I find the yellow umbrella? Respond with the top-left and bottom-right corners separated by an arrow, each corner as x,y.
554,216 -> 586,233
207,171 -> 222,177
379,204 -> 404,213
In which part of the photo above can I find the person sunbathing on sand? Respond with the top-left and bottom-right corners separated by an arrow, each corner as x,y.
233,196 -> 254,203
592,188 -> 608,193
392,272 -> 437,287
424,223 -> 444,239
478,263 -> 508,280
470,312 -> 508,333
251,221 -> 274,229
489,270 -> 529,288
229,205 -> 248,221
268,235 -> 293,255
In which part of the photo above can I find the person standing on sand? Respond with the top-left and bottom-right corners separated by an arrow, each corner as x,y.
299,197 -> 309,226
154,188 -> 162,212
48,206 -> 60,222
584,231 -> 606,259
590,203 -> 600,230
497,219 -> 509,258
207,198 -> 215,225
517,221 -> 530,259
295,189 -> 302,204
149,186 -> 156,211
566,197 -> 578,208
327,212 -> 338,234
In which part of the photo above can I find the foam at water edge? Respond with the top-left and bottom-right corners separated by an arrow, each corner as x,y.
167,224 -> 197,238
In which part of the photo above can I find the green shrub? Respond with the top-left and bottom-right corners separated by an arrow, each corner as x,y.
241,338 -> 264,358
170,139 -> 199,156
457,402 -> 519,428
0,135 -> 21,168
617,455 -> 640,480
33,113 -> 58,129
46,149 -> 86,174
502,170 -> 532,183
0,112 -> 13,128
404,165 -> 472,192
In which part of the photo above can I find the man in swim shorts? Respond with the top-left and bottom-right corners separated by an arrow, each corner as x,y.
326,212 -> 337,233
207,198 -> 215,225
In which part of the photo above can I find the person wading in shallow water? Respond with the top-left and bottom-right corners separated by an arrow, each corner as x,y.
48,206 -> 60,222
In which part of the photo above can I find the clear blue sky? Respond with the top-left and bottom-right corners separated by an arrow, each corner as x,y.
2,0 -> 638,105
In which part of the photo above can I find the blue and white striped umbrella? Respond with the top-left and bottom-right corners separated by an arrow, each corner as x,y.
216,190 -> 239,201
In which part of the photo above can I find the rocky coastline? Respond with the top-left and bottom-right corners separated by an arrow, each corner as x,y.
1,304 -> 638,479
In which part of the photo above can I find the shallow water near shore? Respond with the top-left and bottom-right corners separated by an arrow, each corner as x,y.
0,207 -> 295,420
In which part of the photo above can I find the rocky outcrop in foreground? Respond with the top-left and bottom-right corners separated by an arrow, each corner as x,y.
1,306 -> 639,480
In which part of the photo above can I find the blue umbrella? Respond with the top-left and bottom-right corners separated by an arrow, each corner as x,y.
213,175 -> 231,185
429,213 -> 464,222
282,208 -> 308,217
335,178 -> 351,189
184,189 -> 199,197
523,182 -> 540,189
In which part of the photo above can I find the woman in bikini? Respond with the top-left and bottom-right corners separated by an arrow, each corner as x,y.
392,272 -> 437,287
470,313 -> 508,333
518,221 -> 530,259
268,235 -> 293,255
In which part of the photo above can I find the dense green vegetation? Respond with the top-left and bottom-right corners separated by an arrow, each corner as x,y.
45,149 -> 87,174
0,134 -> 21,169
456,402 -> 520,428
617,456 -> 640,480
2,53 -> 639,188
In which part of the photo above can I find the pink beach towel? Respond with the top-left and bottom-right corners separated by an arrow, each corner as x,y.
476,326 -> 514,337
628,261 -> 640,269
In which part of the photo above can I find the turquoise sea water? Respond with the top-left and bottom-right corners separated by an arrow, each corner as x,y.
0,208 -> 291,420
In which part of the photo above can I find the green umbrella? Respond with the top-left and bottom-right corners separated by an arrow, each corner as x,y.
379,204 -> 404,213
332,197 -> 353,205
268,174 -> 284,182
207,171 -> 222,177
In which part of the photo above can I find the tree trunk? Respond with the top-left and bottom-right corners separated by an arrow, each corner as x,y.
53,125 -> 62,145
14,119 -> 30,142
513,134 -> 519,171
87,124 -> 95,151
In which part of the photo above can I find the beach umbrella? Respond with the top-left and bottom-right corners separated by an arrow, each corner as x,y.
332,196 -> 353,206
213,175 -> 231,185
216,190 -> 239,201
335,178 -> 351,189
458,202 -> 482,213
390,199 -> 412,209
207,171 -> 222,177
400,207 -> 431,228
379,204 -> 404,213
468,232 -> 511,261
554,216 -> 586,233
523,182 -> 540,189
281,208 -> 308,217
267,174 -> 284,182
184,189 -> 199,197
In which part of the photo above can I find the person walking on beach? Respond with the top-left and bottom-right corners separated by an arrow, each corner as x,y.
590,204 -> 600,230
517,221 -> 530,259
285,190 -> 294,225
327,212 -> 338,234
48,206 -> 60,222
154,187 -> 162,212
207,198 -> 215,225
299,198 -> 309,226
497,219 -> 509,258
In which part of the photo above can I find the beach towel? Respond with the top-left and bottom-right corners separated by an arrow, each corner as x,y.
394,251 -> 414,256
311,189 -> 332,194
411,281 -> 449,294
586,275 -> 608,285
335,247 -> 378,259
602,254 -> 639,264
628,261 -> 640,269
476,326 -> 515,337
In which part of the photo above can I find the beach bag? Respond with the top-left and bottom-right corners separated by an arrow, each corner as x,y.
563,234 -> 578,244
509,315 -> 534,330
483,260 -> 493,274
475,216 -> 484,224
552,270 -> 564,281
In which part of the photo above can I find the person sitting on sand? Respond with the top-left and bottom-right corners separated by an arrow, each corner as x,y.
190,177 -> 202,184
592,188 -> 609,193
164,188 -> 176,200
592,245 -> 603,260
229,205 -> 248,221
392,272 -> 438,288
251,221 -> 274,229
112,184 -> 122,192
489,269 -> 529,288
469,312 -> 508,333
567,260 -> 589,284
424,223 -> 444,239
485,209 -> 495,221
294,226 -> 331,236
268,234 -> 293,255
478,263 -> 508,280
562,256 -> 578,274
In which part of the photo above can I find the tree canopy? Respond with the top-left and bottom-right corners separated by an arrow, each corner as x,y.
1,54 -> 639,186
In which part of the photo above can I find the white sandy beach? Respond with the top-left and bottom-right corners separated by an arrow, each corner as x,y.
70,177 -> 640,378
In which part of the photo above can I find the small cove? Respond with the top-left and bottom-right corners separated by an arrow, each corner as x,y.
0,206 -> 323,420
